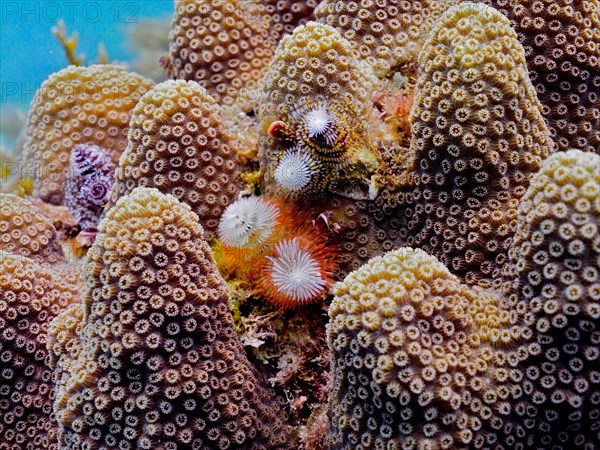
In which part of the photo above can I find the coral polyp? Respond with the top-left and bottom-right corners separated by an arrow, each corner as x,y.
256,236 -> 337,309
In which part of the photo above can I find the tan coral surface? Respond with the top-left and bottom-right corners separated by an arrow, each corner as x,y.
110,80 -> 241,240
22,65 -> 154,204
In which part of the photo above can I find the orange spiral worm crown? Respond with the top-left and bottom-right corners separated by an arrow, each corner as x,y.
253,234 -> 338,310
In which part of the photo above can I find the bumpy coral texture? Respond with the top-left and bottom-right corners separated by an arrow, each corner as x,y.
259,22 -> 377,198
0,194 -> 65,265
109,80 -> 240,240
0,253 -> 81,450
264,0 -> 322,41
396,2 -> 554,284
315,0 -> 461,76
307,195 -> 397,275
47,303 -> 84,420
52,187 -> 292,450
306,2 -> 555,277
65,143 -> 116,232
22,64 -> 154,204
326,149 -> 600,449
161,0 -> 276,108
487,0 -> 600,153
504,149 -> 600,447
326,247 -> 524,449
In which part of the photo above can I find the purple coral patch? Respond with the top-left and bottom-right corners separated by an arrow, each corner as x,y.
65,143 -> 115,231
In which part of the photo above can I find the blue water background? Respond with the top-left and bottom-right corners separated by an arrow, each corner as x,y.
1,0 -> 174,148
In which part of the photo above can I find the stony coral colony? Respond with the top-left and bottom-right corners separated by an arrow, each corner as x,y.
1,0 -> 599,449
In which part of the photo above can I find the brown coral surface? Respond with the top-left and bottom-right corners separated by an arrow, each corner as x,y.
486,0 -> 600,154
265,0 -> 323,41
398,1 -> 555,284
503,149 -> 600,448
0,194 -> 65,264
326,149 -> 600,449
304,2 -> 555,278
52,187 -> 293,449
161,0 -> 276,108
0,253 -> 81,450
315,0 -> 462,77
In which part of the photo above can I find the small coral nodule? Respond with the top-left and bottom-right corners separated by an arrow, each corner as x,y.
109,79 -> 241,240
51,187 -> 294,449
0,194 -> 65,264
398,1 -> 554,284
65,143 -> 115,232
161,0 -> 276,109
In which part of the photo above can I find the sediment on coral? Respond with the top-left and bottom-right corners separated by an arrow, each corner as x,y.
325,149 -> 600,449
51,187 -> 294,449
109,79 -> 241,240
485,0 -> 600,154
258,21 -> 378,199
21,64 -> 154,204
